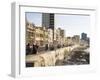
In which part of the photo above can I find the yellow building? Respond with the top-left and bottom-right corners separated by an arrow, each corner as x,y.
65,37 -> 73,46
26,20 -> 49,47
48,29 -> 53,45
26,22 -> 35,46
26,21 -> 66,48
35,27 -> 44,46
43,27 -> 48,45
35,27 -> 48,47
72,35 -> 80,44
54,28 -> 65,45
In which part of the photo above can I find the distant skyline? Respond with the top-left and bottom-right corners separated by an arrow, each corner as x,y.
26,12 -> 90,37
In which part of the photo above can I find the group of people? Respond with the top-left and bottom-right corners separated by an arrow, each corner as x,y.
26,42 -> 66,55
26,43 -> 39,55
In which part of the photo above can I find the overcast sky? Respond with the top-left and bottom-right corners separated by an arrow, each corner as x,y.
26,12 -> 90,37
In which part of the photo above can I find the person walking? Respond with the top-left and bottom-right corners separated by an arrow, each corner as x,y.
45,44 -> 48,51
26,43 -> 31,55
32,43 -> 39,54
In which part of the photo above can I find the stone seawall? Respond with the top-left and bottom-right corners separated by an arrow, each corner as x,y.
26,45 -> 79,67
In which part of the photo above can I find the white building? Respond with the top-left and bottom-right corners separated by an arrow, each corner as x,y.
48,29 -> 53,45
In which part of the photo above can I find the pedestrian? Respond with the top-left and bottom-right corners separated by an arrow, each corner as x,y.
35,43 -> 39,53
45,44 -> 48,51
32,43 -> 39,54
35,44 -> 39,50
26,43 -> 31,55
32,43 -> 36,54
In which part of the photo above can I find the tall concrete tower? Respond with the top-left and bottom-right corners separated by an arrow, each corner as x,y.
42,13 -> 55,41
42,13 -> 54,30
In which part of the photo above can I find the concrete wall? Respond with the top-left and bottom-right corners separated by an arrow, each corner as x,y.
26,45 -> 79,67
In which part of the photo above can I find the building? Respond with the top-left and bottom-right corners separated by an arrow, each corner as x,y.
53,28 -> 65,46
86,37 -> 90,45
60,29 -> 65,45
58,28 -> 65,45
48,29 -> 53,46
43,27 -> 48,45
35,27 -> 48,47
53,28 -> 60,45
81,33 -> 87,41
26,21 -> 49,47
26,22 -> 35,46
81,33 -> 90,45
72,35 -> 80,44
42,13 -> 55,40
42,13 -> 50,28
35,27 -> 44,46
65,37 -> 73,46
42,13 -> 54,29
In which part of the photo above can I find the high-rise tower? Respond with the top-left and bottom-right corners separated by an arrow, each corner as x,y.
42,13 -> 54,29
42,13 -> 55,41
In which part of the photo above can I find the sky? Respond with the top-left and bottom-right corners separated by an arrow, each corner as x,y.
55,14 -> 90,37
26,12 -> 42,26
26,12 -> 90,37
